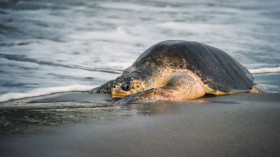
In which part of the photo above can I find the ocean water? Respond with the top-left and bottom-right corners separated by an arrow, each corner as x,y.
0,0 -> 279,102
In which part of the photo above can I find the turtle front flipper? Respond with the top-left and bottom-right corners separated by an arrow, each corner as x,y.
114,90 -> 151,105
115,73 -> 206,105
89,80 -> 115,94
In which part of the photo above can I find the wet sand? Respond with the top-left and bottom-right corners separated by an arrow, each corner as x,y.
0,91 -> 280,157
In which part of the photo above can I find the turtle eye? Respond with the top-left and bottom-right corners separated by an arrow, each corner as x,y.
121,82 -> 131,91
112,82 -> 116,88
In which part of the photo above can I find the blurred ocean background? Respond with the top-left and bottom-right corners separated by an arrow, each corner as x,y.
0,0 -> 279,102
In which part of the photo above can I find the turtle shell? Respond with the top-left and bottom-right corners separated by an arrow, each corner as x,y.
133,40 -> 254,93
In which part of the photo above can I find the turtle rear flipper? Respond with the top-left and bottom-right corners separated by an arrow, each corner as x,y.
249,86 -> 262,93
115,73 -> 205,105
89,80 -> 115,94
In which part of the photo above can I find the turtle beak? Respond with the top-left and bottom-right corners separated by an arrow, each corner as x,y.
111,90 -> 129,99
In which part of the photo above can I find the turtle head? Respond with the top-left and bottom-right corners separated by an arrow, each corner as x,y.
111,71 -> 147,99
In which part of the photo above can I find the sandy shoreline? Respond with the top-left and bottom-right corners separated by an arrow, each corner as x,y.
0,92 -> 279,157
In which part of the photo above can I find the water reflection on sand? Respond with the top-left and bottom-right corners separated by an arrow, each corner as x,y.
0,93 -> 209,134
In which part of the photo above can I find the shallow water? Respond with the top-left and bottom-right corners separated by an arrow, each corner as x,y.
0,0 -> 280,102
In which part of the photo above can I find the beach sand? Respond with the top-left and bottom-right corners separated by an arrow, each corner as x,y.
0,90 -> 280,157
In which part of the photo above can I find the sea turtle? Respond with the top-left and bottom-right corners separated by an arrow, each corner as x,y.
89,40 -> 260,104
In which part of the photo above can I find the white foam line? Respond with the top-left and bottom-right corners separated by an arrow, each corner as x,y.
0,85 -> 93,103
98,2 -> 180,12
249,67 -> 280,74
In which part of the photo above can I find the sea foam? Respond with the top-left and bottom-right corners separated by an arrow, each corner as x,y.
249,67 -> 280,74
68,27 -> 140,44
0,85 -> 93,103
